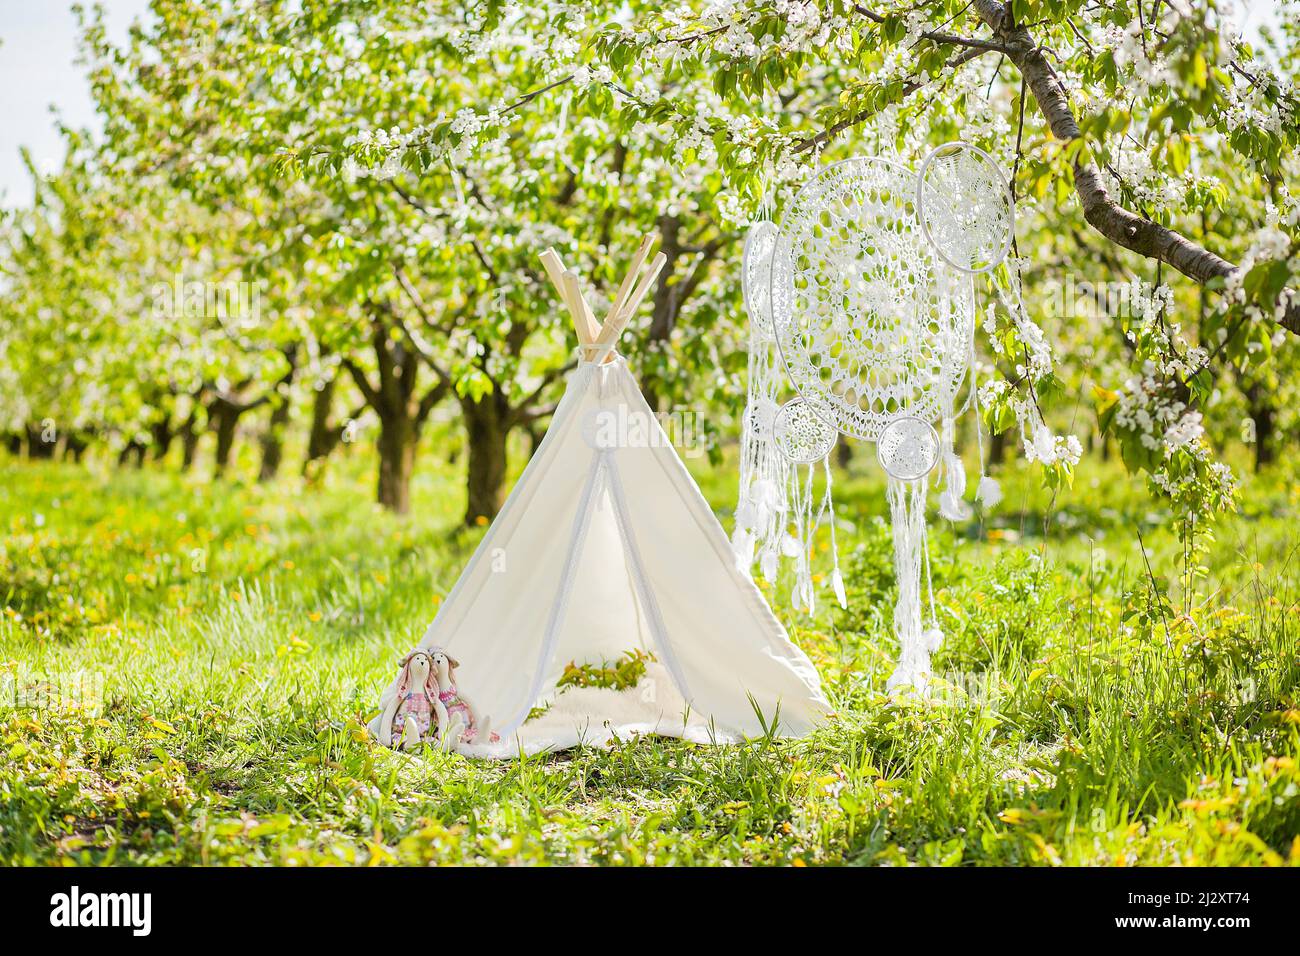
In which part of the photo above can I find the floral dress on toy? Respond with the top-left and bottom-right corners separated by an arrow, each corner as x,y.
394,686 -> 434,742
439,685 -> 497,744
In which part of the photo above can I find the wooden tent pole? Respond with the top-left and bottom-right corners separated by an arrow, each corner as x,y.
595,251 -> 667,350
561,271 -> 601,349
599,233 -> 655,341
540,248 -> 595,346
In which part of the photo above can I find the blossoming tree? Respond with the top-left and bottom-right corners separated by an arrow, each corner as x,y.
78,0 -> 744,520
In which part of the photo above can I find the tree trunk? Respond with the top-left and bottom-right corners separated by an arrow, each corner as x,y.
1254,415 -> 1275,471
306,378 -> 336,459
180,412 -> 201,472
376,411 -> 416,514
118,442 -> 146,468
304,377 -> 348,479
641,214 -> 685,412
258,395 -> 291,482
63,432 -> 89,462
4,433 -> 22,456
350,317 -> 450,514
150,416 -> 175,462
26,424 -> 56,460
211,401 -> 241,479
179,422 -> 198,470
1245,387 -> 1276,472
988,427 -> 1010,466
462,393 -> 510,526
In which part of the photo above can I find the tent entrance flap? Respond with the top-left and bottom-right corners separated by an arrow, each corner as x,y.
503,445 -> 693,737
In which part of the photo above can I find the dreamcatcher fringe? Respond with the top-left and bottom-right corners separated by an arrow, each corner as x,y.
735,204 -> 845,613
937,406 -> 970,522
825,458 -> 846,609
790,462 -> 816,613
733,214 -> 788,583
785,457 -> 846,614
885,476 -> 942,695
732,324 -> 790,581
969,332 -> 1002,509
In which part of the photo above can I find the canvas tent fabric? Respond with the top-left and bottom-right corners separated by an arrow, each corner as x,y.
369,355 -> 830,758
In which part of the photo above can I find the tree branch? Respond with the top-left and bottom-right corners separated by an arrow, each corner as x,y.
507,360 -> 576,427
415,380 -> 450,425
853,6 -> 1012,52
677,234 -> 726,305
387,270 -> 455,391
969,0 -> 1299,334
792,46 -> 992,154
513,401 -> 560,425
392,264 -> 456,339
342,358 -> 380,410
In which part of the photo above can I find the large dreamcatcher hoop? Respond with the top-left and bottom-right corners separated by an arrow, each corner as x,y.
769,157 -> 974,442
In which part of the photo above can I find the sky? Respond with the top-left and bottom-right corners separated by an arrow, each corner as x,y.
0,1 -> 1288,210
0,0 -> 152,208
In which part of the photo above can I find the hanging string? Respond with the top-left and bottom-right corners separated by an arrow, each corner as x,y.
764,436 -> 849,616
786,459 -> 816,613
823,456 -> 846,609
968,315 -> 1002,508
757,174 -> 773,222
921,527 -> 937,626
937,399 -> 970,521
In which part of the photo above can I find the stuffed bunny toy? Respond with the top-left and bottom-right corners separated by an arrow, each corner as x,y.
429,647 -> 498,748
377,650 -> 448,750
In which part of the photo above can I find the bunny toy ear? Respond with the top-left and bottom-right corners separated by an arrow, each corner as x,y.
395,655 -> 414,697
446,653 -> 460,670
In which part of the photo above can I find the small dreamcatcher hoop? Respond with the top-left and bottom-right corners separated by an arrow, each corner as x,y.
877,416 -> 940,482
773,397 -> 837,464
917,142 -> 1014,275
770,157 -> 973,442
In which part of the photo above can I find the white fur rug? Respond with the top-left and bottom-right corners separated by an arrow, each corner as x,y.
457,663 -> 741,759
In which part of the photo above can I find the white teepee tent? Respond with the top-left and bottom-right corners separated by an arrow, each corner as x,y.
369,235 -> 829,758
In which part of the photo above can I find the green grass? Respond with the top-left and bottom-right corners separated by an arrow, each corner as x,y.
1,446 -> 1298,866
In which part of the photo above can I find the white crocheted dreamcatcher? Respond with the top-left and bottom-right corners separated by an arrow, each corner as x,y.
736,143 -> 1018,693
